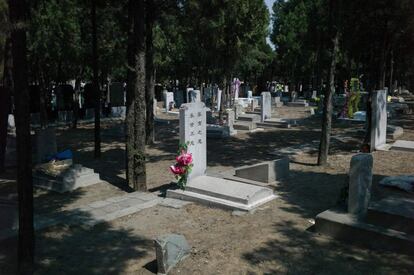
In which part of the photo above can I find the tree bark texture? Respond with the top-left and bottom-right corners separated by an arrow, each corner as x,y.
91,0 -> 101,158
126,0 -> 147,191
145,0 -> 155,145
8,0 -> 35,273
318,31 -> 339,166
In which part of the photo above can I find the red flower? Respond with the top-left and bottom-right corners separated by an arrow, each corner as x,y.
170,165 -> 185,175
176,152 -> 193,166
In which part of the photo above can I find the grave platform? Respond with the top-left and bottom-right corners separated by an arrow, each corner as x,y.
207,125 -> 237,139
390,140 -> 414,152
166,175 -> 277,211
234,121 -> 257,131
286,101 -> 309,107
237,114 -> 260,123
315,197 -> 414,255
257,118 -> 291,128
386,125 -> 404,140
33,164 -> 102,193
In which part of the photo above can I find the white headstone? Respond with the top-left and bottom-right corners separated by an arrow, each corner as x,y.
348,154 -> 373,218
247,90 -> 253,99
216,89 -> 222,112
261,92 -> 271,122
164,91 -> 174,111
189,90 -> 201,103
7,114 -> 15,128
312,90 -> 317,99
225,109 -> 235,130
153,98 -> 157,116
186,87 -> 194,103
370,90 -> 387,151
179,102 -> 207,182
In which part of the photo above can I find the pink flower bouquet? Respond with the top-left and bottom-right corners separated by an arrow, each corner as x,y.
169,143 -> 193,189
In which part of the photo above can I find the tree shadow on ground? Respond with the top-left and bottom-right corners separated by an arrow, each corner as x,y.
242,219 -> 414,274
242,167 -> 414,274
274,168 -> 401,220
0,190 -> 152,274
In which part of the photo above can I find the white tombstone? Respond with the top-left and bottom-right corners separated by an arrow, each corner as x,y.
312,90 -> 317,99
153,98 -> 157,116
216,89 -> 222,112
348,154 -> 373,218
7,114 -> 15,128
186,87 -> 194,103
247,91 -> 253,99
189,90 -> 201,103
164,91 -> 174,111
370,90 -> 387,151
261,92 -> 272,122
179,102 -> 207,182
111,106 -> 126,118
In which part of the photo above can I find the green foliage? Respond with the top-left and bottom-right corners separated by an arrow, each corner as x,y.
154,0 -> 270,85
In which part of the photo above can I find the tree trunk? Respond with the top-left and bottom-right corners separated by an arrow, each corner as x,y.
389,49 -> 394,94
126,0 -> 147,191
318,31 -> 339,166
72,77 -> 81,129
8,0 -> 35,273
0,37 -> 13,172
91,0 -> 101,158
145,0 -> 155,145
38,69 -> 48,129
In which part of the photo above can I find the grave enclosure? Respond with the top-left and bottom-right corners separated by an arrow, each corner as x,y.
167,102 -> 277,211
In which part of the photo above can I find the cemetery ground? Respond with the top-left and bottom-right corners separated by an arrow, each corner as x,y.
1,107 -> 414,274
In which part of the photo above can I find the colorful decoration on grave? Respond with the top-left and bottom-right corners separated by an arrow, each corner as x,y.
170,142 -> 193,190
341,78 -> 362,118
347,78 -> 361,118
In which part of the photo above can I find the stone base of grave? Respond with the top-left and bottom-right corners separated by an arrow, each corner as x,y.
234,121 -> 257,131
286,101 -> 309,107
237,114 -> 261,123
390,140 -> 414,152
207,125 -> 237,139
111,106 -> 126,118
315,198 -> 414,255
257,118 -> 291,128
166,175 -> 277,211
274,102 -> 283,108
233,159 -> 289,183
33,164 -> 101,193
337,117 -> 366,125
386,125 -> 404,140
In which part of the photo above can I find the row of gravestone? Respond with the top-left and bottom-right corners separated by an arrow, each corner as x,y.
27,82 -> 126,114
163,88 -> 222,112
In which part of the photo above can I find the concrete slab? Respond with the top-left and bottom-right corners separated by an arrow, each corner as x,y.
237,114 -> 260,122
257,120 -> 291,128
315,207 -> 414,255
234,121 -> 256,131
166,176 -> 277,211
223,173 -> 274,187
366,197 -> 414,233
386,125 -> 404,140
390,140 -> 414,152
286,102 -> 309,107
33,165 -> 102,193
234,158 -> 289,183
